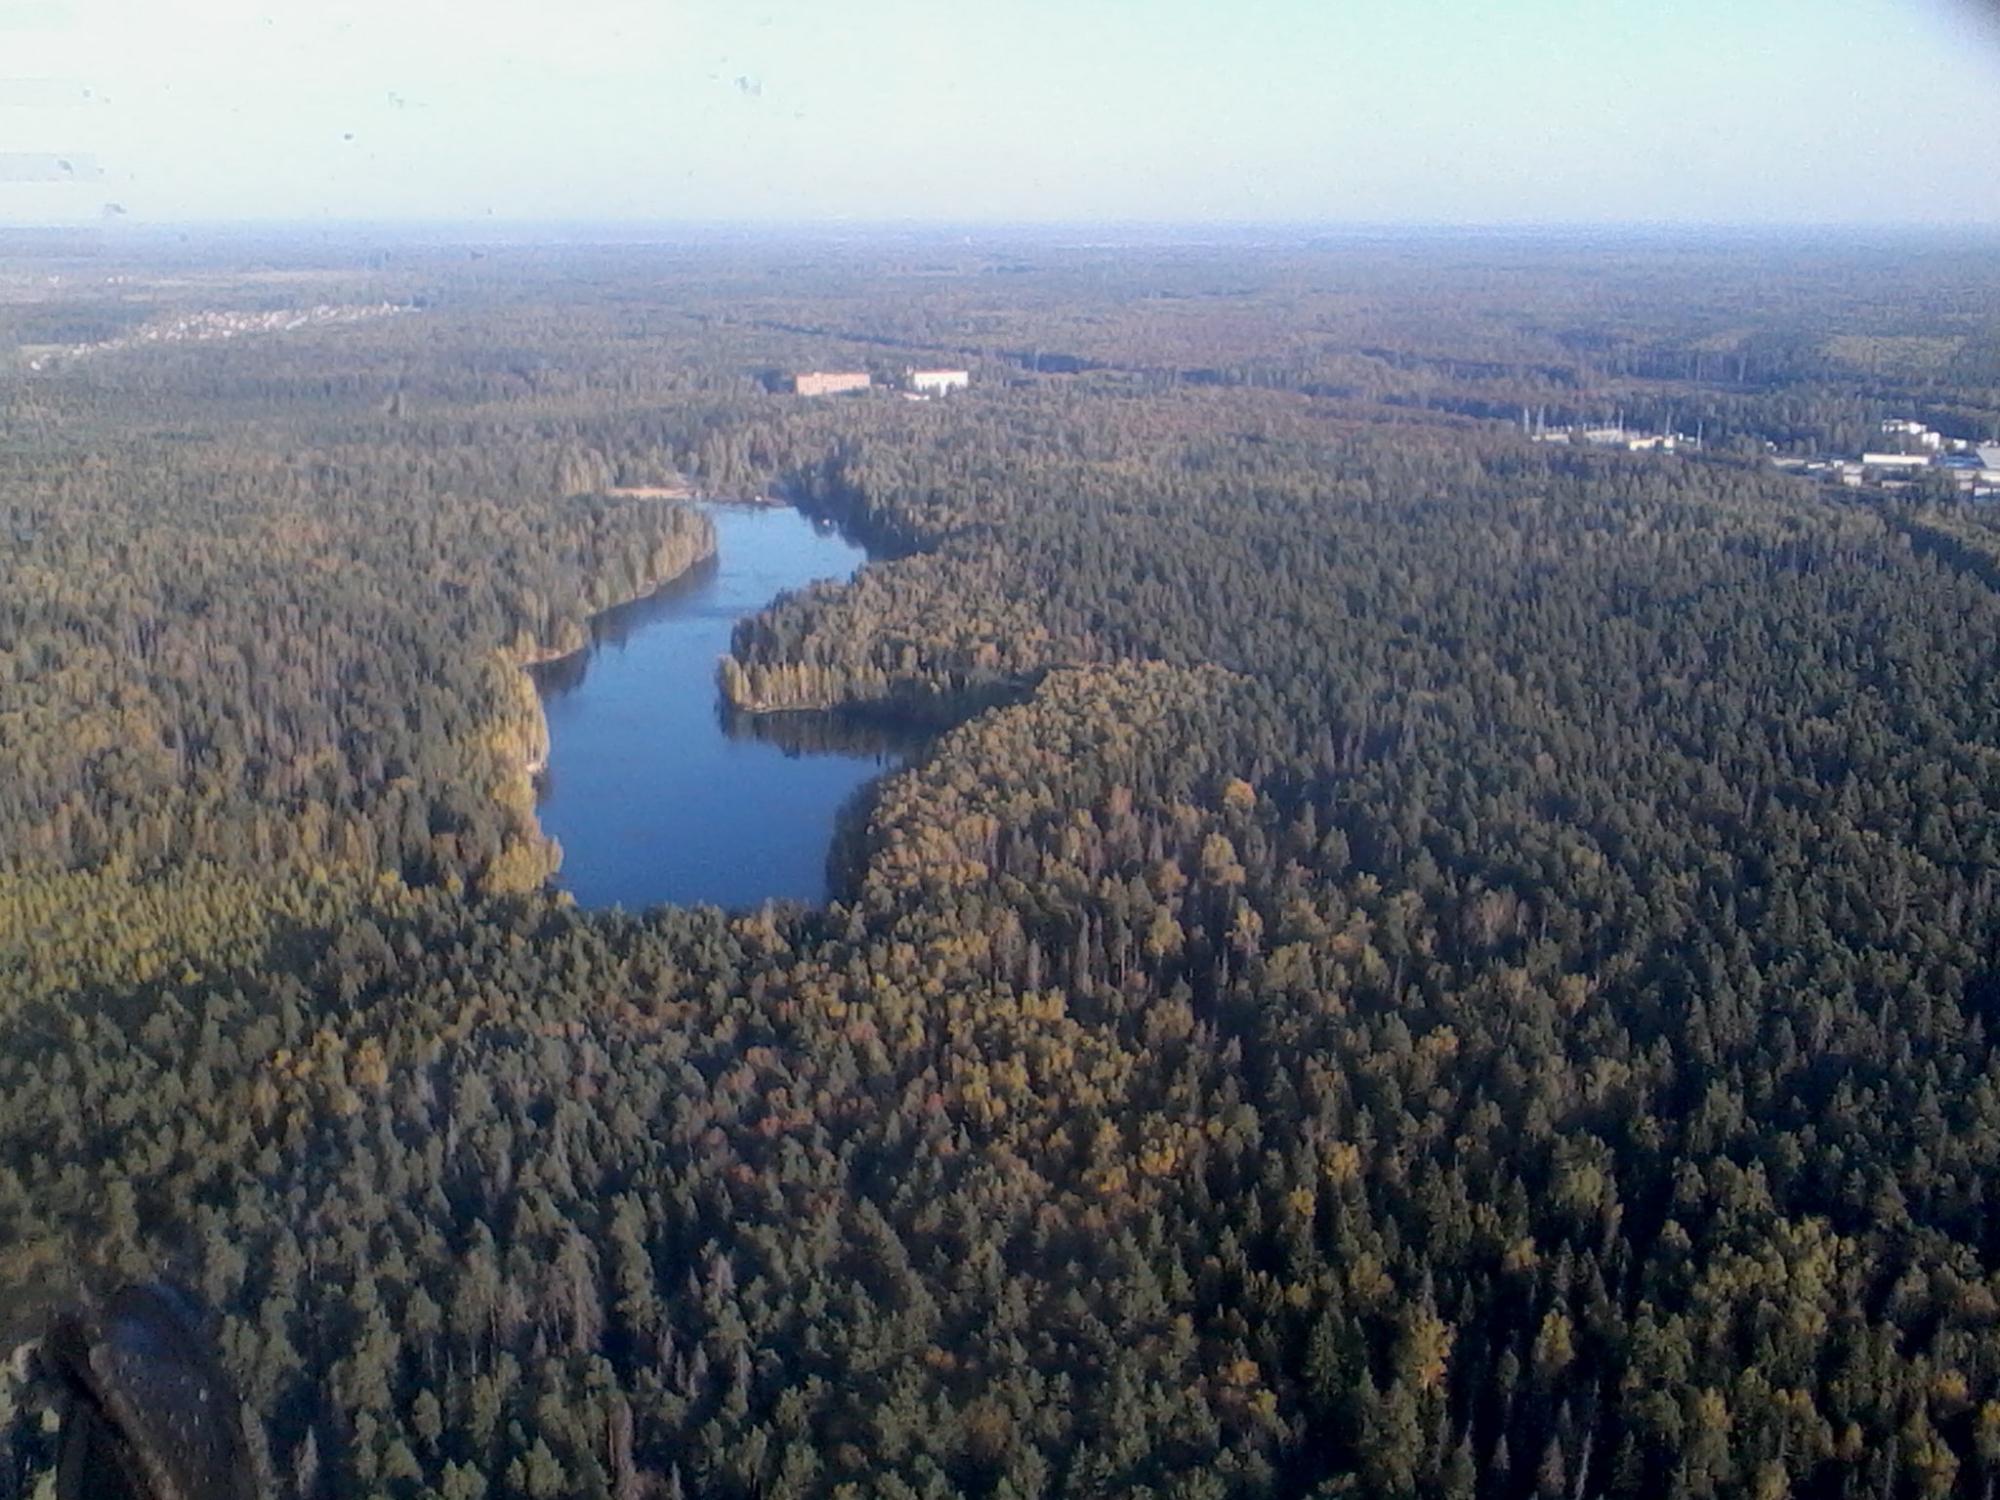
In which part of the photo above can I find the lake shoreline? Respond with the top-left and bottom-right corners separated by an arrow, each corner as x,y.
486,509 -> 720,887
523,504 -> 901,910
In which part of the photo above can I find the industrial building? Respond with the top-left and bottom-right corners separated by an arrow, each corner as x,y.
1531,423 -> 1684,452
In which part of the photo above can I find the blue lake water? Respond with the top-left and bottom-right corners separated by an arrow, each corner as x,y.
530,505 -> 896,911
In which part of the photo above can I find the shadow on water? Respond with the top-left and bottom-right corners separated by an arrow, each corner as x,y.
716,701 -> 934,759
754,688 -> 1038,905
528,553 -> 724,697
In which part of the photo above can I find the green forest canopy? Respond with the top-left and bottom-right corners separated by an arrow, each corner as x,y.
4,232 -> 2000,1498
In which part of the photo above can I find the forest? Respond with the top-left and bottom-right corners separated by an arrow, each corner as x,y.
4,229 -> 2000,1498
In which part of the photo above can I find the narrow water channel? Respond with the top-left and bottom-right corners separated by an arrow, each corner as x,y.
530,505 -> 897,910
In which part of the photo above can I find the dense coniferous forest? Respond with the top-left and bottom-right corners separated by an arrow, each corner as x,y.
6,230 -> 2000,1498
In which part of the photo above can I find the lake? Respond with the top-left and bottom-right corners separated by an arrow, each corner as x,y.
530,504 -> 899,911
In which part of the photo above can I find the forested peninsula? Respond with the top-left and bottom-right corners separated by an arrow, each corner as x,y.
6,234 -> 2000,1500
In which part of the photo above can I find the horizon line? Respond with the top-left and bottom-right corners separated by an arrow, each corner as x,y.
4,216 -> 1999,248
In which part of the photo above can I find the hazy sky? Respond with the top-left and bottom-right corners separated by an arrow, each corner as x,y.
2,0 -> 1998,225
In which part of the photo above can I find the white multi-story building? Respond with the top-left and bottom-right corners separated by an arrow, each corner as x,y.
1881,419 -> 1944,451
908,369 -> 970,396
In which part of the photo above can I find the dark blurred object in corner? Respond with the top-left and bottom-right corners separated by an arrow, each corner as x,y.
37,1282 -> 257,1500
